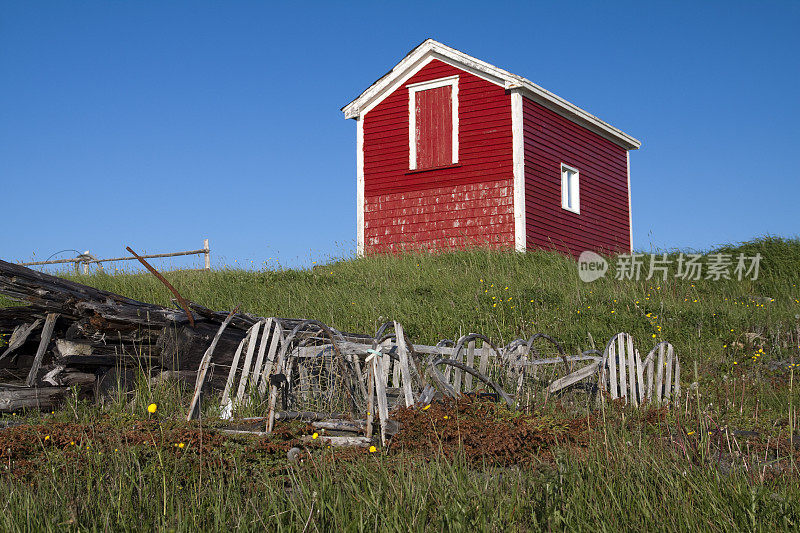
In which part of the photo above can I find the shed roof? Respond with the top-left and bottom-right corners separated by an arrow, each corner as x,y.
342,39 -> 641,150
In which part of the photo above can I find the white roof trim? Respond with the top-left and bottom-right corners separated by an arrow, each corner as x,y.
342,39 -> 641,150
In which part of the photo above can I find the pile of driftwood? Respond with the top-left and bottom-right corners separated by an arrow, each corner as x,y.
0,259 -> 682,446
0,258 -> 365,411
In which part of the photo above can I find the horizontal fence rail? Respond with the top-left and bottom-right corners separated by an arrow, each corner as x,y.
20,239 -> 211,273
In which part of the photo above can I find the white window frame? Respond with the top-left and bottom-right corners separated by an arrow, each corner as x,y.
407,75 -> 459,170
561,163 -> 580,214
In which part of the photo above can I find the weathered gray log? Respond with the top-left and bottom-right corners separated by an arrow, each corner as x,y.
301,435 -> 372,447
0,385 -> 70,412
274,411 -> 349,421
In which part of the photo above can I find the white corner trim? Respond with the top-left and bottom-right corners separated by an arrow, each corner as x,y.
407,75 -> 459,170
627,151 -> 633,252
511,89 -> 525,252
560,163 -> 580,215
356,117 -> 365,257
342,39 -> 641,151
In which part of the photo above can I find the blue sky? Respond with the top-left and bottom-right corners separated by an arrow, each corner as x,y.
2,1 -> 798,270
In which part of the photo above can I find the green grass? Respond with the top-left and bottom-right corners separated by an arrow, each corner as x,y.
1,236 -> 800,530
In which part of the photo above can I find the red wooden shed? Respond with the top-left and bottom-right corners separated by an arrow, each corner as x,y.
342,39 -> 641,258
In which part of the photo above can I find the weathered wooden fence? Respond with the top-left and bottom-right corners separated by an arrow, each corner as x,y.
20,239 -> 211,273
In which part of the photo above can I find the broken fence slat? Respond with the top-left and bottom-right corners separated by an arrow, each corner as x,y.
664,343 -> 674,403
655,343 -> 666,405
464,340 -> 476,392
220,326 -> 252,415
258,320 -> 283,396
25,313 -> 58,387
250,318 -> 273,394
627,335 -> 637,407
393,322 -> 415,407
0,319 -> 42,362
186,309 -> 238,421
548,360 -> 600,394
617,334 -> 627,402
607,339 -> 618,399
235,320 -> 262,404
370,353 -> 390,446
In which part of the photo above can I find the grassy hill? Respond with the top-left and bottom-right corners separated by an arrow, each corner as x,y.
59,236 -> 800,369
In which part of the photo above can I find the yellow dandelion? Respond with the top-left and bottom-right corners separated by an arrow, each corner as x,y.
422,404 -> 431,411
687,431 -> 695,436
147,403 -> 157,414
651,334 -> 657,338
44,435 -> 50,441
369,445 -> 377,453
178,442 -> 185,449
444,415 -> 450,420
312,432 -> 319,440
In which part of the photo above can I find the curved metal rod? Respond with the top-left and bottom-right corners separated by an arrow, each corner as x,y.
428,357 -> 514,407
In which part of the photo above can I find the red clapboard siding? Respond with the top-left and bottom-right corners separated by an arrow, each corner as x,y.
363,59 -> 513,253
415,85 -> 452,169
523,97 -> 630,257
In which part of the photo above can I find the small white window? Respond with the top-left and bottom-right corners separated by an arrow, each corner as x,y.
561,163 -> 580,214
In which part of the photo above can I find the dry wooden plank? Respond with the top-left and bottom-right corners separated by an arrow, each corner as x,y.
627,335 -> 637,407
220,328 -> 251,416
464,340 -> 476,392
235,320 -> 263,404
617,335 -> 627,402
654,343 -> 666,405
250,318 -> 273,393
186,309 -> 237,420
312,419 -> 365,432
548,360 -> 600,394
0,385 -> 69,412
274,411 -> 348,421
635,348 -> 645,406
258,320 -> 283,395
664,343 -> 674,403
645,351 -> 654,400
301,435 -> 372,447
607,339 -> 618,399
365,353 -> 375,439
478,339 -> 490,376
25,313 -> 58,387
393,322 -> 415,407
370,351 -> 390,446
0,319 -> 42,361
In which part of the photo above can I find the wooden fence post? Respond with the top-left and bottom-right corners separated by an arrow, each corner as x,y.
203,239 -> 211,270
